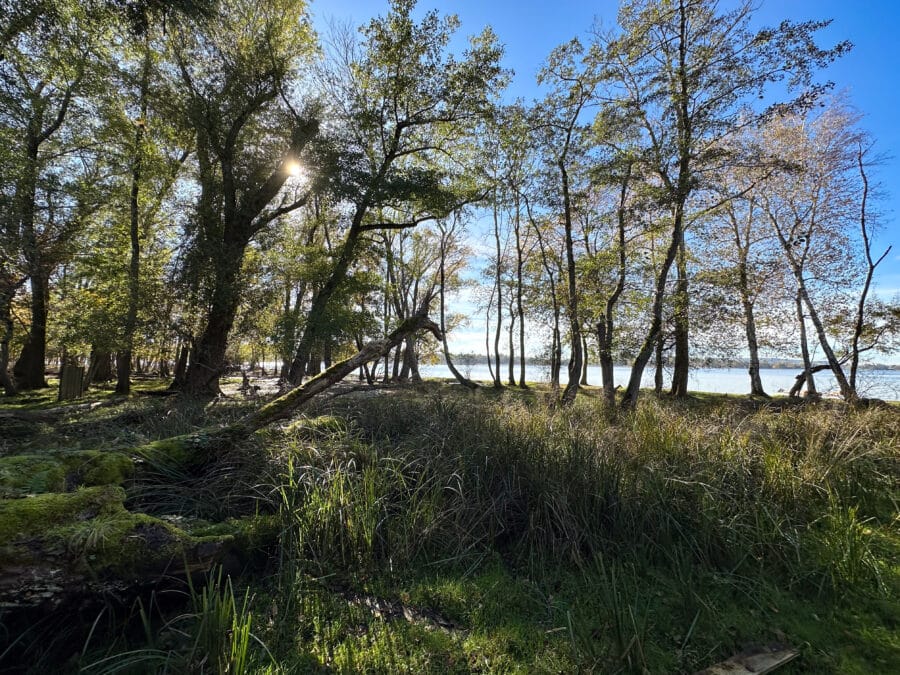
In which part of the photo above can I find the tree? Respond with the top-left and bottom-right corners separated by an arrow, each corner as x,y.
286,0 -> 504,384
536,38 -> 597,404
168,0 -> 319,395
1,1 -> 104,389
596,0 -> 849,409
761,104 -> 890,402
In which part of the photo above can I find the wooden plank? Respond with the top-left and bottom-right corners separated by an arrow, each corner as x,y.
694,643 -> 799,675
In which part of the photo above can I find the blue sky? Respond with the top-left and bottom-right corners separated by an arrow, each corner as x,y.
309,0 -> 900,356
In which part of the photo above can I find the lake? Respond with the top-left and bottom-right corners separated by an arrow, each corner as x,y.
418,364 -> 900,401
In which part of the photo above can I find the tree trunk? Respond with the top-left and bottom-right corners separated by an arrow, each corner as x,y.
580,334 -> 589,386
729,202 -> 768,398
13,271 -> 49,389
795,291 -> 817,399
175,240 -> 245,396
621,209 -> 682,410
288,227 -> 361,384
789,363 -> 833,399
598,324 -> 615,407
86,348 -> 113,385
403,336 -> 421,382
654,333 -> 665,394
740,286 -> 767,397
551,314 -> 562,392
598,164 -> 631,408
492,194 -> 503,388
560,160 -> 581,405
172,342 -> 190,387
507,312 -> 516,386
514,195 -> 527,388
849,149 -> 890,392
235,315 -> 441,433
0,282 -> 19,395
670,237 -> 690,397
117,42 -> 150,395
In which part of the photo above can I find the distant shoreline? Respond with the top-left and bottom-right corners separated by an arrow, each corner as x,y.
442,355 -> 900,371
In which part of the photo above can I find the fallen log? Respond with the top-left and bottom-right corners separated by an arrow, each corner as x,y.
136,314 -> 442,470
0,486 -> 237,613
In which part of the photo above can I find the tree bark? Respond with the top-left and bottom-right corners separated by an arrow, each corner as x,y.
514,194 -> 527,388
117,41 -> 151,395
669,237 -> 690,397
0,281 -> 20,395
740,289 -> 767,397
12,78 -> 79,390
580,334 -> 589,386
560,159 -> 582,405
492,192 -> 503,388
507,310 -> 516,386
621,211 -> 682,410
178,241 -> 244,395
598,162 -> 631,408
86,348 -> 113,385
654,333 -> 665,394
239,315 -> 441,432
13,271 -> 49,389
795,291 -> 817,399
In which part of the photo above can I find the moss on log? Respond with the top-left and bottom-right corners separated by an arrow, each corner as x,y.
0,486 -> 236,612
0,450 -> 134,497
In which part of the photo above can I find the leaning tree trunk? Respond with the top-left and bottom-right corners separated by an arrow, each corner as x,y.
247,316 -> 438,428
739,272 -> 768,397
176,239 -> 245,396
621,210 -> 682,411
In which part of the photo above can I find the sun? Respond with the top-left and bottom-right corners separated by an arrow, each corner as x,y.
284,159 -> 303,177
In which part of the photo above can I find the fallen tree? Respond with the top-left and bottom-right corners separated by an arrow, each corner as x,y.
0,316 -> 443,619
137,314 -> 443,470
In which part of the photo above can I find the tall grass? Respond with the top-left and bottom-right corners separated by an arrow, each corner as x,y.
270,391 -> 898,595
81,567 -> 273,674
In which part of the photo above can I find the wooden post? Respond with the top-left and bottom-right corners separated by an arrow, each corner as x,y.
58,364 -> 85,401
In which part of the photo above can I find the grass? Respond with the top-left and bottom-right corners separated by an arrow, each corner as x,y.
1,382 -> 898,672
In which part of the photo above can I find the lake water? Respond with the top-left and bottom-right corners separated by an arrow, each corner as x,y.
418,364 -> 900,401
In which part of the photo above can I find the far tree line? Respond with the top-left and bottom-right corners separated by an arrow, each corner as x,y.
1,0 -> 896,409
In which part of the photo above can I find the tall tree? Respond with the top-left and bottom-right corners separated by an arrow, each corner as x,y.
169,0 -> 319,395
1,2 -> 102,388
286,0 -> 503,384
597,0 -> 849,409
537,38 -> 597,404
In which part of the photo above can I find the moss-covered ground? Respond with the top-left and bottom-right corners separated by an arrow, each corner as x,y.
1,380 -> 897,673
